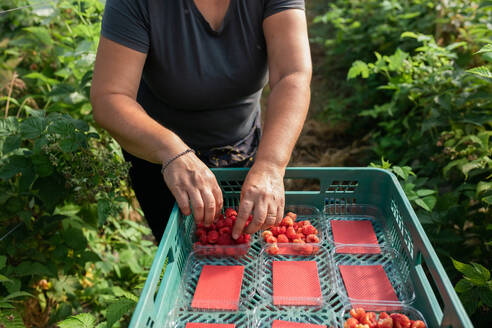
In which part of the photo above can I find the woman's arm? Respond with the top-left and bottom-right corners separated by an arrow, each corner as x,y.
91,37 -> 223,226
233,9 -> 312,238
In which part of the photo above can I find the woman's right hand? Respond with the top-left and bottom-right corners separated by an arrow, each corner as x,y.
162,151 -> 223,227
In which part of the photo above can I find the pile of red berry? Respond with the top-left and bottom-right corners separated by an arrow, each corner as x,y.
344,307 -> 426,328
261,212 -> 321,255
262,212 -> 320,244
193,208 -> 251,255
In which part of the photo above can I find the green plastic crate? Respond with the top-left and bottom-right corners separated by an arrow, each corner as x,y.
129,168 -> 472,328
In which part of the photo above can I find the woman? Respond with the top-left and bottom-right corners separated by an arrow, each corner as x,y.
90,0 -> 311,242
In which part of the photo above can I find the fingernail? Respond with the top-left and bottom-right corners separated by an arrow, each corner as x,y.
232,233 -> 238,239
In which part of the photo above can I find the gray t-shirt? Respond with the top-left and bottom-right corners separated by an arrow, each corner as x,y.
101,0 -> 305,150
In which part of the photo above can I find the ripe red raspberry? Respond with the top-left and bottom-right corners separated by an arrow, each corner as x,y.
286,212 -> 297,219
300,220 -> 311,226
225,208 -> 237,217
268,243 -> 280,254
302,224 -> 317,235
350,308 -> 366,320
377,317 -> 393,328
411,320 -> 426,328
216,219 -> 226,229
270,226 -> 280,236
224,217 -> 233,227
306,234 -> 320,243
391,313 -> 411,328
279,226 -> 287,234
219,226 -> 231,235
262,230 -> 273,241
281,217 -> 294,227
344,318 -> 359,328
360,312 -> 377,328
277,234 -> 289,243
266,236 -> 277,243
379,312 -> 389,320
217,233 -> 234,245
286,227 -> 297,240
207,230 -> 219,244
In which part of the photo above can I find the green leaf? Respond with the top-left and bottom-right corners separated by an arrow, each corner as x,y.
0,274 -> 11,282
20,116 -> 46,139
2,135 -> 21,154
466,66 -> 492,79
0,255 -> 6,270
12,262 -> 53,277
58,313 -> 96,328
387,48 -> 407,71
347,60 -> 369,79
97,199 -> 111,226
479,286 -> 492,307
22,27 -> 53,45
456,279 -> 473,294
477,181 -> 492,196
23,72 -> 59,85
63,228 -> 87,251
475,44 -> 492,54
32,154 -> 53,177
33,175 -> 67,210
443,158 -> 468,178
0,310 -> 24,328
452,259 -> 490,285
416,189 -> 436,197
106,298 -> 136,328
414,198 -> 432,212
0,117 -> 20,136
3,291 -> 32,301
482,195 -> 492,205
0,156 -> 31,180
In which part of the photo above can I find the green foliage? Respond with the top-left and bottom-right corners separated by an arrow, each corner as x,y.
0,1 -> 157,326
452,259 -> 492,315
313,0 -> 492,324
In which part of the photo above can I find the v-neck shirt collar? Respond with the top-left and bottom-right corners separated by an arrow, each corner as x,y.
187,0 -> 235,36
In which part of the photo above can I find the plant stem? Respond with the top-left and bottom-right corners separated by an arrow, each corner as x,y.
4,72 -> 17,119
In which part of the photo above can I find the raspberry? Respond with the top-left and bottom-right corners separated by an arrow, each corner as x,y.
247,215 -> 253,223
196,228 -> 206,237
268,243 -> 280,254
219,226 -> 231,235
286,212 -> 297,219
199,232 -> 208,244
225,208 -> 237,217
306,234 -> 319,243
296,233 -> 304,240
350,308 -> 366,320
216,219 -> 225,229
235,234 -> 246,244
344,318 -> 359,328
302,225 -> 317,235
293,238 -> 304,243
286,227 -> 297,240
279,226 -> 287,234
217,233 -> 234,245
300,220 -> 310,226
224,217 -> 233,227
377,317 -> 393,328
360,312 -> 377,328
262,230 -> 273,241
379,312 -> 389,320
281,217 -> 294,227
411,320 -> 426,328
207,230 -> 219,244
355,324 -> 369,328
270,226 -> 280,236
296,227 -> 304,234
277,234 -> 289,243
266,236 -> 277,243
243,233 -> 251,243
391,313 -> 411,328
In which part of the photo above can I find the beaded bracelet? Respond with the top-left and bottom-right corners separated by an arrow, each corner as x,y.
161,149 -> 195,174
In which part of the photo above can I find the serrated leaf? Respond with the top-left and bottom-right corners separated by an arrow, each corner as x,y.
475,44 -> 492,54
466,66 -> 492,79
0,117 -> 19,136
2,135 -> 21,154
456,279 -> 474,293
20,116 -> 46,139
58,313 -> 96,328
453,259 -> 490,285
0,310 -> 24,328
3,291 -> 32,301
97,199 -> 111,226
347,60 -> 369,79
106,298 -> 136,328
477,181 -> 492,195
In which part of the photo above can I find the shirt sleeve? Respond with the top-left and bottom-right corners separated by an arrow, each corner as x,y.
101,0 -> 150,53
263,0 -> 305,20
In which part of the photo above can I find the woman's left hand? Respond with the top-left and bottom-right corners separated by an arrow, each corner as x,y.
232,162 -> 285,239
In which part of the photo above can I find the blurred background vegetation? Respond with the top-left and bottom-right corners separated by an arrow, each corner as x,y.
0,0 -> 490,327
